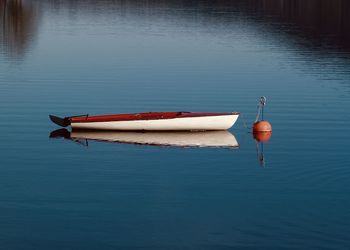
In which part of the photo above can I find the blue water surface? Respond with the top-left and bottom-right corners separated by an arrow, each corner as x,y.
0,1 -> 349,249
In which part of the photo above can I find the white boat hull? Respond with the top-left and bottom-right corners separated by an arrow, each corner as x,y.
71,114 -> 239,131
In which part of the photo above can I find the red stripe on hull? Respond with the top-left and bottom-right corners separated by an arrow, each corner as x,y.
70,112 -> 238,123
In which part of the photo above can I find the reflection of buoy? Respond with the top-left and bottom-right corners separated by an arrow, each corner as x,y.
253,121 -> 272,133
253,131 -> 272,143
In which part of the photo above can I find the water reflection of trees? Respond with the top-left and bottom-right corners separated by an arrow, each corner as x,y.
244,0 -> 350,51
1,0 -> 349,58
0,0 -> 37,58
41,0 -> 350,53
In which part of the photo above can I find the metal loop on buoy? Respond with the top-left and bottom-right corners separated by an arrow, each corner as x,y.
255,96 -> 267,123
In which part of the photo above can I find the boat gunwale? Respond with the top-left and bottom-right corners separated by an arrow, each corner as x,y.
70,112 -> 240,123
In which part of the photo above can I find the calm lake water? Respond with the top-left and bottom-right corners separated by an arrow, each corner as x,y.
1,0 -> 350,249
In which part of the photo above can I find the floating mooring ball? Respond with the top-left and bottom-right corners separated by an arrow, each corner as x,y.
253,121 -> 272,142
253,120 -> 272,133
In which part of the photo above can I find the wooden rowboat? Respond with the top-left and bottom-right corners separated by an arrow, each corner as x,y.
49,111 -> 240,131
50,129 -> 239,148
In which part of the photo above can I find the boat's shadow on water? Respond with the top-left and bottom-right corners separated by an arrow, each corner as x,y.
49,129 -> 240,149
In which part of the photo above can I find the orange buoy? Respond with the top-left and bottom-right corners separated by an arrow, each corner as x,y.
250,96 -> 273,142
253,120 -> 272,133
253,120 -> 272,142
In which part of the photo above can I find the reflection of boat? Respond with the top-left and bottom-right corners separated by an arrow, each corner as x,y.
49,112 -> 240,131
50,129 -> 239,148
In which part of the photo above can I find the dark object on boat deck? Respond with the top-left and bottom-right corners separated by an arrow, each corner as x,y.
49,115 -> 71,127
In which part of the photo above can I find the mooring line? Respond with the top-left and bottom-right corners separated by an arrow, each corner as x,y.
240,113 -> 252,132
